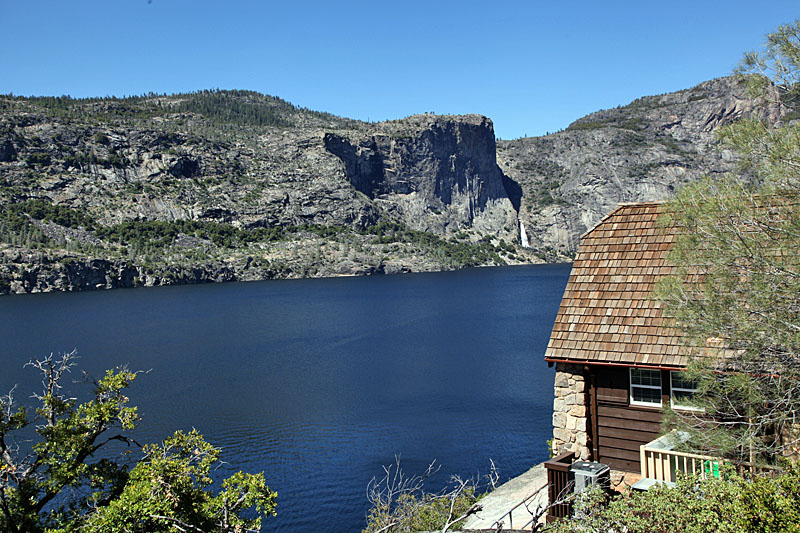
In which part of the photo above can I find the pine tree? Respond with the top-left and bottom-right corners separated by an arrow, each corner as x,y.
657,20 -> 800,464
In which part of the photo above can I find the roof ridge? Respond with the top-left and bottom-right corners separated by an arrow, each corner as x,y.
580,201 -> 667,240
616,201 -> 667,206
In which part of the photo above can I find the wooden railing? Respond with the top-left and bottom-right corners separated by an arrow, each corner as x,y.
544,451 -> 574,523
641,445 -> 724,483
641,433 -> 783,483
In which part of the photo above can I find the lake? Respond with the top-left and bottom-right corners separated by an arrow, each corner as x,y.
0,263 -> 571,531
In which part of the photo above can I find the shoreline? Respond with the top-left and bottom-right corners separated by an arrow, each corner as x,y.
0,252 -> 568,296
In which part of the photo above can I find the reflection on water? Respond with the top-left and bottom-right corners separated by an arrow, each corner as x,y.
0,264 -> 570,531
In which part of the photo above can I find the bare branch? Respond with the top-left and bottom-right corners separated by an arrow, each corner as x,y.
148,514 -> 205,532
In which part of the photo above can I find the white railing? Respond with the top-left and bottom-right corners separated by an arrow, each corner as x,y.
641,444 -> 721,483
640,431 -> 782,483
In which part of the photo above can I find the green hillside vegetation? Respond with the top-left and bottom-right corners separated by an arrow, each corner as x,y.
547,466 -> 800,533
1,89 -> 359,133
0,197 -> 510,284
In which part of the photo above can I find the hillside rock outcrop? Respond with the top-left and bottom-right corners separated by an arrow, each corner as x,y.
324,114 -> 518,239
497,76 -> 785,256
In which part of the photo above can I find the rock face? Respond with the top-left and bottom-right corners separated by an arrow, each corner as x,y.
0,93 -> 532,294
0,138 -> 16,162
0,248 -> 246,293
497,76 -> 785,258
324,114 -> 518,238
0,77 -> 790,294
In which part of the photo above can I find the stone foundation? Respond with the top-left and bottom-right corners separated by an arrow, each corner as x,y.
551,363 -> 590,460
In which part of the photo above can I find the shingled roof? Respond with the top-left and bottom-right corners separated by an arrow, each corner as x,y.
544,202 -> 690,368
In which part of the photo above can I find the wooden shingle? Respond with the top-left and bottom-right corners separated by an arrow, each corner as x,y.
544,202 -> 687,368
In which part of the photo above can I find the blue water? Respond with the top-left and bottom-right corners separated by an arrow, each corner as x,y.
0,263 -> 571,532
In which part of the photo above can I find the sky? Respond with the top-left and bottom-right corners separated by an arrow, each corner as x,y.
3,1 -> 799,139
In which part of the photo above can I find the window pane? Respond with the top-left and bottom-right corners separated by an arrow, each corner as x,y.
631,368 -> 661,387
672,389 -> 696,406
632,386 -> 662,404
672,372 -> 697,391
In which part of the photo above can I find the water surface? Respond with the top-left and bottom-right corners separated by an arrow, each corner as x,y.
0,263 -> 571,531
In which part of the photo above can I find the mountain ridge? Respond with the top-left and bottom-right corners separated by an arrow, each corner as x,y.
0,76 -> 785,294
497,75 -> 784,257
0,93 -> 525,293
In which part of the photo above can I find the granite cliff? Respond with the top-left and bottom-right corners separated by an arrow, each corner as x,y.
497,76 -> 784,259
0,93 -> 524,294
0,77 -> 788,294
323,114 -> 518,238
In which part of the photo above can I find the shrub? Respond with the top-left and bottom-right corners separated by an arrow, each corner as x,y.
548,465 -> 800,533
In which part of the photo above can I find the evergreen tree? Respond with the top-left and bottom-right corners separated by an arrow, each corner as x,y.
657,20 -> 800,463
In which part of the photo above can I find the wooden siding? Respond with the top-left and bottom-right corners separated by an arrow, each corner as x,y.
591,365 -> 666,473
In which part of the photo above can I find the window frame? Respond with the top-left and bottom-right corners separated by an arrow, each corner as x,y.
629,367 -> 663,408
670,371 -> 702,411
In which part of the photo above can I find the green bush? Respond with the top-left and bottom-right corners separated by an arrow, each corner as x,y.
364,487 -> 478,533
364,222 -> 504,267
362,459 -> 484,533
548,464 -> 800,533
2,200 -> 96,230
24,152 -> 51,167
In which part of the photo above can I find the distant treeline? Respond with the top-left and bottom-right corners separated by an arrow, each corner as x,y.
0,89 -> 349,129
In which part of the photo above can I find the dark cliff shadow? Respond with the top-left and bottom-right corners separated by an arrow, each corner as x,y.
501,172 -> 522,213
323,133 -> 385,198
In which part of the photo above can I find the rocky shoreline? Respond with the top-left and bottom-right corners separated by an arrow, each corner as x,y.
0,244 -> 541,295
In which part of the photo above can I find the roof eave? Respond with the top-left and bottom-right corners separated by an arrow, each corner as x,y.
545,356 -> 687,371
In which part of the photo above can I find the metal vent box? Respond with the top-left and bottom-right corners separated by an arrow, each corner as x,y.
569,461 -> 610,494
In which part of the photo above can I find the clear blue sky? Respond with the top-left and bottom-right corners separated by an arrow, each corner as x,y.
3,1 -> 798,139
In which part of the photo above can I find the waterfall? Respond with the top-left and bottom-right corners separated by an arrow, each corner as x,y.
519,219 -> 530,248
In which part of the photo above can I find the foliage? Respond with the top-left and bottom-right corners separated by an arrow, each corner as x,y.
3,89 -> 352,131
565,119 -> 613,131
0,202 -> 507,278
566,116 -> 649,133
362,458 -> 487,533
2,200 -> 96,231
0,352 -> 276,532
95,220 -> 349,252
364,486 -> 479,533
657,178 -> 800,461
545,465 -> 800,533
655,20 -> 800,464
25,153 -> 51,167
80,431 -> 276,533
0,200 -> 96,251
173,89 -> 294,128
364,221 -> 505,267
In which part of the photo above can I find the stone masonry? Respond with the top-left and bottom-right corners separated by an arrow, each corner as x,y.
551,363 -> 590,460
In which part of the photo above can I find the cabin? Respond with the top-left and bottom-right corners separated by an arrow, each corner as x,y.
544,201 -> 693,475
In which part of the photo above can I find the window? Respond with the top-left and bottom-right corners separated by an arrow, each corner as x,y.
630,368 -> 662,407
671,371 -> 701,411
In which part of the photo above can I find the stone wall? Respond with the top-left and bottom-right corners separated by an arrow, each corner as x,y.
551,363 -> 590,460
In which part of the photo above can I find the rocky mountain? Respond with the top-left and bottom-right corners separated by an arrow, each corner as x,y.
497,76 -> 784,259
323,114 -> 518,237
0,92 -> 526,294
0,77 -> 787,294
